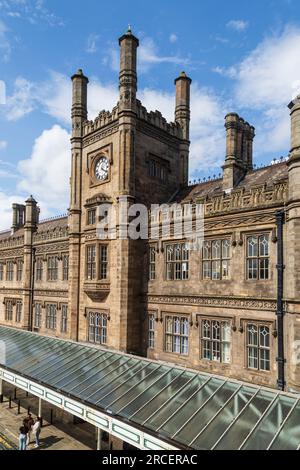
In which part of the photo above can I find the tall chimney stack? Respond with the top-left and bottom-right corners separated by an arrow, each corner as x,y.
118,27 -> 139,113
223,113 -> 255,191
174,71 -> 192,186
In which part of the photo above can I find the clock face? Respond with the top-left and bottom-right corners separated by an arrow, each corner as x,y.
95,157 -> 109,181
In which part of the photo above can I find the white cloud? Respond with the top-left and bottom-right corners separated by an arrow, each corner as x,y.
217,26 -> 300,156
232,26 -> 300,108
212,65 -> 237,79
169,33 -> 178,43
86,33 -> 99,54
0,125 -> 70,230
0,0 -> 64,26
6,77 -> 34,120
227,20 -> 249,32
0,19 -> 11,61
0,141 -> 7,150
17,125 -> 71,213
36,71 -> 71,124
139,37 -> 190,71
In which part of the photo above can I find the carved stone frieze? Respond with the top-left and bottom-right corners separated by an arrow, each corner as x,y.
34,290 -> 68,298
83,125 -> 119,147
0,247 -> 24,259
147,295 -> 277,311
34,242 -> 69,255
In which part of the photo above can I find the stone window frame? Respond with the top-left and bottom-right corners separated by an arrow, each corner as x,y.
164,241 -> 190,281
15,300 -> 22,323
47,255 -> 59,282
16,259 -> 23,282
244,320 -> 272,372
85,242 -> 109,282
62,253 -> 69,281
4,298 -> 14,321
45,303 -> 57,330
34,302 -> 42,328
163,313 -> 190,356
0,262 -> 3,281
86,308 -> 109,345
148,312 -> 156,349
201,237 -> 232,281
198,315 -> 233,364
6,260 -> 14,282
35,258 -> 44,282
244,231 -> 271,281
61,303 -> 68,333
148,244 -> 158,281
87,208 -> 96,226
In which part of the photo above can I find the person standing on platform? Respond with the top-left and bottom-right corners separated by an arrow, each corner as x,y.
18,426 -> 27,451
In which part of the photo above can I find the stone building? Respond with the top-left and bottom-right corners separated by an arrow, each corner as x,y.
0,28 -> 300,394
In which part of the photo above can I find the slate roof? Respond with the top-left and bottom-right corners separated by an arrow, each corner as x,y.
173,162 -> 288,203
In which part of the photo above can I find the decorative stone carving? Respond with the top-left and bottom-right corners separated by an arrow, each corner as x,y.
147,295 -> 277,311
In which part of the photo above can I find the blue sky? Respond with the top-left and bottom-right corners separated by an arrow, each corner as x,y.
1,0 -> 300,229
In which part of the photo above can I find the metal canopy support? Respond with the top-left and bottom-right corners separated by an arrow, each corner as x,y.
238,393 -> 280,449
142,374 -> 197,427
97,427 -> 103,450
171,379 -> 228,439
267,398 -> 300,450
96,361 -> 151,404
53,352 -> 112,390
210,387 -> 261,450
38,397 -> 42,418
155,376 -> 212,432
128,370 -> 186,420
0,377 -> 3,403
189,384 -> 243,446
105,364 -> 162,409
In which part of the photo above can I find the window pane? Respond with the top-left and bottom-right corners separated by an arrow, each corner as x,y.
259,235 -> 269,257
212,321 -> 220,340
212,341 -> 220,361
222,260 -> 230,279
247,236 -> 258,257
259,258 -> 269,280
221,342 -> 231,364
222,239 -> 231,259
212,240 -> 221,259
248,347 -> 258,369
222,322 -> 231,342
202,340 -> 211,360
203,241 -> 211,260
259,326 -> 270,348
260,348 -> 270,371
202,320 -> 211,339
203,261 -> 211,279
248,324 -> 258,346
212,260 -> 221,280
247,259 -> 258,280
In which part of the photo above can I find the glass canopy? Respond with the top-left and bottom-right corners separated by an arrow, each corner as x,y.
0,326 -> 299,450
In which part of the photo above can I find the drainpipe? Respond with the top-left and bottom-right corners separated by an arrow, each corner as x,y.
275,210 -> 286,391
29,247 -> 36,332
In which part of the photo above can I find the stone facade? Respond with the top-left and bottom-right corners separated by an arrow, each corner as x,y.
1,29 -> 300,393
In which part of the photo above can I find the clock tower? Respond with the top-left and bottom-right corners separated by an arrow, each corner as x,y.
68,28 -> 191,353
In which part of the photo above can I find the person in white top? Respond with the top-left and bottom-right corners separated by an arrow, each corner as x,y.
32,417 -> 41,448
